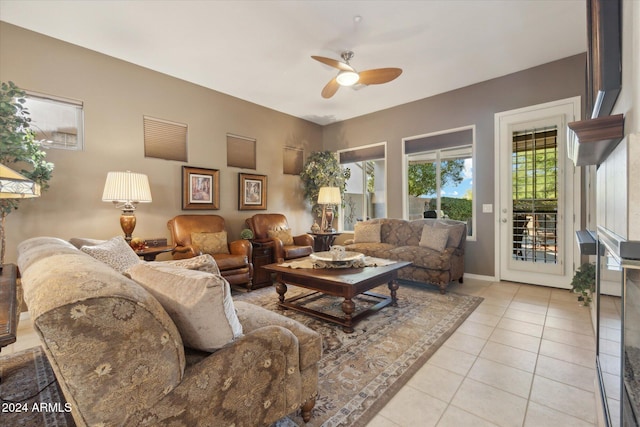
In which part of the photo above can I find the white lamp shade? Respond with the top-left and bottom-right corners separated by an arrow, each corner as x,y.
317,186 -> 341,204
0,164 -> 41,199
102,171 -> 152,204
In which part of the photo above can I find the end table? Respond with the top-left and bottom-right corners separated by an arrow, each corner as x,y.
309,231 -> 342,252
135,245 -> 175,261
251,241 -> 274,289
0,264 -> 19,353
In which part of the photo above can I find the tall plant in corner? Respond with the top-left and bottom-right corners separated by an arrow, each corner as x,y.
0,81 -> 54,265
300,151 -> 350,219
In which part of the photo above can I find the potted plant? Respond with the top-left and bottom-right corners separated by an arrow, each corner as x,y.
239,228 -> 254,240
571,262 -> 596,306
300,151 -> 350,221
0,81 -> 54,266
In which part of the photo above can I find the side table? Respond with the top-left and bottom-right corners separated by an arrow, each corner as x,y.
0,264 -> 19,353
251,241 -> 274,289
310,231 -> 342,252
135,245 -> 175,261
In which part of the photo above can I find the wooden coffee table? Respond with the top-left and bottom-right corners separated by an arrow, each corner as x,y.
263,259 -> 411,333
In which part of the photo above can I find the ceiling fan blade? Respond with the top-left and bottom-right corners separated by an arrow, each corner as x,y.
358,68 -> 403,85
311,56 -> 355,72
321,78 -> 340,99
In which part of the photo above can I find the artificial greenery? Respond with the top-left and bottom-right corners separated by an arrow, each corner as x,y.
571,262 -> 596,306
0,81 -> 54,264
300,151 -> 350,218
239,228 -> 254,240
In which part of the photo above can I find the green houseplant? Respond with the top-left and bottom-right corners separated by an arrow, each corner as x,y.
300,151 -> 350,220
571,262 -> 596,306
0,81 -> 54,265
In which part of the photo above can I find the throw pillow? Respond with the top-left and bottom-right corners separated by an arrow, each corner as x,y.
267,228 -> 294,246
157,254 -> 221,275
126,262 -> 243,352
69,237 -> 107,249
434,221 -> 465,248
80,236 -> 141,273
354,222 -> 381,243
419,226 -> 450,252
191,231 -> 230,254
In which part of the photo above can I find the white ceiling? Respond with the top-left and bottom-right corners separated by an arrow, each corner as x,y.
0,0 -> 587,126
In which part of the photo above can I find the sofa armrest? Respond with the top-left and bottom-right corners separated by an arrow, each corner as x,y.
234,301 -> 322,371
131,325 -> 304,426
293,234 -> 314,247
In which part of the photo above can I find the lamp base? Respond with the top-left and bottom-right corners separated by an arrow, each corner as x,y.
323,208 -> 335,232
120,210 -> 137,243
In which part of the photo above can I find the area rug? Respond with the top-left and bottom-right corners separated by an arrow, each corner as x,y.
0,346 -> 75,427
233,281 -> 483,427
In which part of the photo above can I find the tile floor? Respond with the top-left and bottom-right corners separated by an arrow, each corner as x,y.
5,278 -> 606,427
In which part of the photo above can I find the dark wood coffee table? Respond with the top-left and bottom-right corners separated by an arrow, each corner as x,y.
263,259 -> 411,333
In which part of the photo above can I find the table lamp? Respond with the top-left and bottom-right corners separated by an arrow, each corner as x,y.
317,186 -> 341,232
0,164 -> 41,271
102,171 -> 152,243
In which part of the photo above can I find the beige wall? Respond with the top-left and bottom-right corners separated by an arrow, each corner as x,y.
0,23 -> 323,263
0,21 -> 591,278
322,55 -> 586,277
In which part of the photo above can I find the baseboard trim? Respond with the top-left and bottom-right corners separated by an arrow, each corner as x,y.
463,273 -> 496,282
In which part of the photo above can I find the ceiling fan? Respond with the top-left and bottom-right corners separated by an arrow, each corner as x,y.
311,51 -> 403,99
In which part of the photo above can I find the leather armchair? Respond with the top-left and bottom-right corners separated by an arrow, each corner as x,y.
246,213 -> 314,263
167,214 -> 254,289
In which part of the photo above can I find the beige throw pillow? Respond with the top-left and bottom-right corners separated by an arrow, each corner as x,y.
267,228 -> 294,246
191,231 -> 230,254
354,222 -> 381,243
434,221 -> 465,248
80,236 -> 141,273
419,226 -> 450,252
126,262 -> 242,352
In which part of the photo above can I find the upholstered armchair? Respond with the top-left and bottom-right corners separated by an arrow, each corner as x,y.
167,214 -> 254,289
246,213 -> 314,263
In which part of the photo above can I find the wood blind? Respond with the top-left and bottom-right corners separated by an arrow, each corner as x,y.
143,116 -> 188,162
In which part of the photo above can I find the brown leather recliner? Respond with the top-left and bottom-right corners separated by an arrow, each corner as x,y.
246,213 -> 314,263
167,214 -> 254,289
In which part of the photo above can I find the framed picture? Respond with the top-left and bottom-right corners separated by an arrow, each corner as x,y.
182,166 -> 220,210
239,173 -> 267,210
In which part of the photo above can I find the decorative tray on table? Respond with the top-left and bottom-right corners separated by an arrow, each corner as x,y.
309,251 -> 366,268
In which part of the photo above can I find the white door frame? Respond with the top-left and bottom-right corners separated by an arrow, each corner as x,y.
494,97 -> 581,288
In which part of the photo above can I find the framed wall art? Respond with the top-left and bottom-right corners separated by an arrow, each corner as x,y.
238,173 -> 267,210
182,166 -> 220,210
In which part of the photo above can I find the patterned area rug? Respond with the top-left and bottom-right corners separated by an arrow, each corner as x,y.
0,346 -> 75,427
234,281 -> 483,427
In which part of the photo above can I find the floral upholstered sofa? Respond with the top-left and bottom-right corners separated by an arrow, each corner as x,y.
17,236 -> 321,426
343,218 -> 466,293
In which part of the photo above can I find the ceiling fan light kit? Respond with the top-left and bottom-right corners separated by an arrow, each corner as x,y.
312,50 -> 402,98
336,70 -> 359,86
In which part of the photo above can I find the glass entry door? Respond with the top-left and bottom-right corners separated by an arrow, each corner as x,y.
511,126 -> 560,267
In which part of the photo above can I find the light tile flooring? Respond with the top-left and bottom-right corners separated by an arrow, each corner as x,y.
5,278 -> 604,427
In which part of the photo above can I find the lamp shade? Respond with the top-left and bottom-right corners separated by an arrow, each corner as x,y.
317,186 -> 341,205
0,164 -> 41,199
102,171 -> 152,206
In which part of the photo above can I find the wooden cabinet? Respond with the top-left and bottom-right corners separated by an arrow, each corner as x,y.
251,242 -> 273,289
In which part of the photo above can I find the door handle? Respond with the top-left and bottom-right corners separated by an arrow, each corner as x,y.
501,218 -> 508,223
